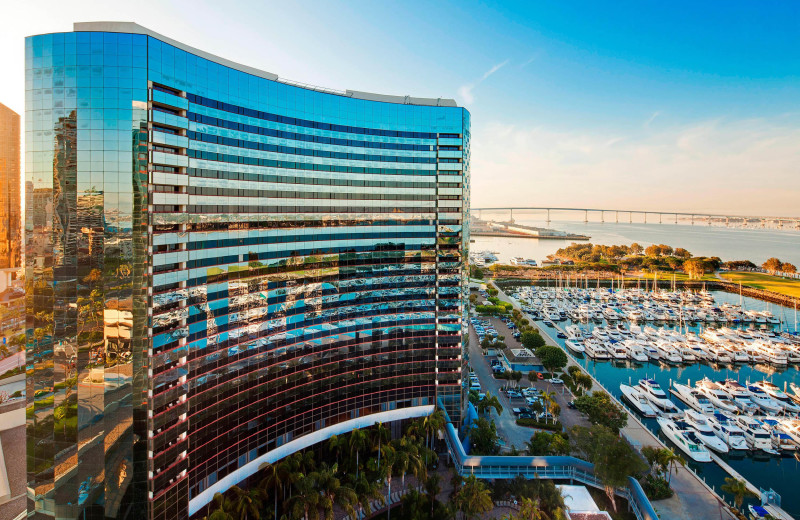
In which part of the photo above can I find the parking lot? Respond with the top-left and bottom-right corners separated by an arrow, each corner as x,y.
467,313 -> 590,451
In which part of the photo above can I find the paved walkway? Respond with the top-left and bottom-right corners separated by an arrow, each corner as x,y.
490,281 -> 738,520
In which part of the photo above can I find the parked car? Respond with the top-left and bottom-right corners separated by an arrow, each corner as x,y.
567,400 -> 577,409
547,378 -> 564,385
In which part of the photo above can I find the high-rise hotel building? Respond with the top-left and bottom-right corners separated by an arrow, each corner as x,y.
26,22 -> 469,520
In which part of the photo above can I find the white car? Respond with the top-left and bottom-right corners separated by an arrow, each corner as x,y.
547,378 -> 564,385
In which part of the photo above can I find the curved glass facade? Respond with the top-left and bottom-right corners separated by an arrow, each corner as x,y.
26,23 -> 469,520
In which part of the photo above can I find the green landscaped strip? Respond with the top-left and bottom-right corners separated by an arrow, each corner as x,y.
720,271 -> 800,299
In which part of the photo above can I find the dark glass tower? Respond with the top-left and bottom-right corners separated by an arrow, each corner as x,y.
26,22 -> 469,520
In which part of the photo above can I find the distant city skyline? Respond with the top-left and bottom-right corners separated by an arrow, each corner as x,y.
2,0 -> 798,215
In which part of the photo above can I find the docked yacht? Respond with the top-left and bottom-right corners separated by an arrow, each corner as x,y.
706,412 -> 749,450
564,339 -> 586,353
696,380 -> 738,413
672,382 -> 715,414
620,384 -> 658,417
746,384 -> 784,414
683,410 -> 729,453
657,417 -> 712,462
753,381 -> 800,414
584,340 -> 610,359
778,418 -> 800,445
608,343 -> 628,360
719,380 -> 760,415
655,342 -> 682,364
637,379 -> 678,412
733,416 -> 776,453
565,325 -> 583,340
706,344 -> 733,364
623,341 -> 649,362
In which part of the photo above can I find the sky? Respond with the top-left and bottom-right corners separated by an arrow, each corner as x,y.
1,0 -> 798,215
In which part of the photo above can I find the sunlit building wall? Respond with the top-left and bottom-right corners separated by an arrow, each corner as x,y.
26,22 -> 469,520
0,102 -> 21,272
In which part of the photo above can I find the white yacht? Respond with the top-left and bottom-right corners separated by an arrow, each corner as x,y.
733,416 -> 776,453
620,384 -> 658,417
564,339 -> 586,353
707,412 -> 749,450
682,410 -> 729,453
592,328 -> 610,341
584,340 -> 610,359
672,382 -> 715,414
637,379 -> 678,412
746,384 -> 784,414
655,342 -> 682,364
608,343 -> 628,360
753,381 -> 800,413
565,325 -> 583,340
657,417 -> 712,462
696,380 -> 738,413
642,344 -> 661,361
623,341 -> 649,362
760,418 -> 798,452
719,379 -> 760,415
778,418 -> 800,445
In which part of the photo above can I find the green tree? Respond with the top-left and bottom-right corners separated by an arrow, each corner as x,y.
673,248 -> 692,259
258,463 -> 283,520
424,474 -> 442,517
454,475 -> 493,520
476,391 -> 503,416
720,477 -> 757,511
316,463 -> 358,520
762,257 -> 783,275
469,417 -> 499,455
630,243 -> 643,255
781,262 -> 797,274
521,331 -> 545,351
230,485 -> 263,520
574,391 -> 628,433
349,428 -> 368,479
525,431 -> 570,456
287,472 -> 321,520
209,492 -> 236,520
570,425 -> 647,511
538,346 -> 567,376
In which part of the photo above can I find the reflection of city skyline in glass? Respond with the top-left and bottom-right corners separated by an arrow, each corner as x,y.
25,22 -> 469,520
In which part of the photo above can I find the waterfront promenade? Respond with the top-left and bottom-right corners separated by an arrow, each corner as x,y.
489,282 -> 739,520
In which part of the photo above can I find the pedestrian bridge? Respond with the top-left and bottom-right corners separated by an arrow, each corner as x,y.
443,420 -> 658,520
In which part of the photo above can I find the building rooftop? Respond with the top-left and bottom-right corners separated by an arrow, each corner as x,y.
72,22 -> 459,108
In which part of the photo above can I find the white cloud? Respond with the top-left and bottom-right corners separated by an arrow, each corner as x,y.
470,116 -> 800,216
458,59 -> 510,105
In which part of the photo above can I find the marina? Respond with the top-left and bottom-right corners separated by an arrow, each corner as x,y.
501,282 -> 800,516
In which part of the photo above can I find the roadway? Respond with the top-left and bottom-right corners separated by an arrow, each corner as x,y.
0,352 -> 23,376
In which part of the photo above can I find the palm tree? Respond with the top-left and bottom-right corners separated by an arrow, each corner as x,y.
287,473 -> 321,520
476,391 -> 503,416
422,409 -> 446,457
541,391 -> 556,424
327,434 -> 344,466
259,463 -> 282,520
378,444 -> 399,520
372,422 -> 390,470
423,474 -> 442,517
514,497 -> 546,520
209,492 -> 236,520
315,463 -> 358,520
454,475 -> 493,520
659,448 -> 685,485
721,477 -> 757,510
349,473 -> 385,520
349,428 -> 368,479
230,485 -> 263,520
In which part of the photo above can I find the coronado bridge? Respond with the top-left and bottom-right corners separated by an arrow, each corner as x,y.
470,207 -> 800,229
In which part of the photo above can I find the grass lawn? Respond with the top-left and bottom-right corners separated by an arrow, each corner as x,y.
719,271 -> 800,299
632,272 -> 717,282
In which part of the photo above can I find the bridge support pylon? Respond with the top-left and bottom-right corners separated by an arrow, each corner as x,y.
600,211 -> 604,223
675,213 -> 678,224
615,211 -> 618,223
546,209 -> 550,224
584,209 -> 588,223
510,208 -> 514,224
659,214 -> 662,224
